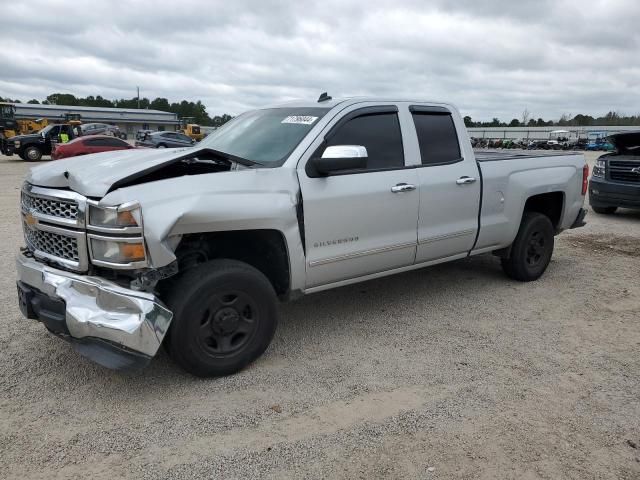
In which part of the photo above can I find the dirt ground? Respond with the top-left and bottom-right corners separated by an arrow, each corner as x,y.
0,151 -> 638,479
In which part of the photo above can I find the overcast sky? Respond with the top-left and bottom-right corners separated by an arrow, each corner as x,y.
1,0 -> 638,121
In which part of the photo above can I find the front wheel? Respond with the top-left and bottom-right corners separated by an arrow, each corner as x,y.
501,212 -> 554,282
165,259 -> 278,377
23,146 -> 43,162
591,206 -> 617,215
157,143 -> 167,148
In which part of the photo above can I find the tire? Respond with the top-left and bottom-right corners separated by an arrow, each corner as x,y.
157,143 -> 167,148
23,146 -> 42,162
501,212 -> 554,282
164,259 -> 278,377
592,206 -> 617,215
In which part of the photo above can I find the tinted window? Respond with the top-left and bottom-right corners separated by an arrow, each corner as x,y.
178,134 -> 191,142
326,113 -> 404,170
411,113 -> 461,165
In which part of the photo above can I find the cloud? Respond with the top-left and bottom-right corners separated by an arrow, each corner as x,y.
0,0 -> 638,120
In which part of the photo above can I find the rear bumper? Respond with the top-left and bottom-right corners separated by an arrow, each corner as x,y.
16,252 -> 173,371
589,177 -> 640,209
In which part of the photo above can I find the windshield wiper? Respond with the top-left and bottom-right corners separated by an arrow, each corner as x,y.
199,148 -> 264,167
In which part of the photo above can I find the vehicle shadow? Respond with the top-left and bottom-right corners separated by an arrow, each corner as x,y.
47,253 -> 509,390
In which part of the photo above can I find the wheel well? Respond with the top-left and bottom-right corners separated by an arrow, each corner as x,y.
523,192 -> 564,229
170,230 -> 290,297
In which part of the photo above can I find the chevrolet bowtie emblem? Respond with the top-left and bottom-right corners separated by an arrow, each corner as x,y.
24,211 -> 37,227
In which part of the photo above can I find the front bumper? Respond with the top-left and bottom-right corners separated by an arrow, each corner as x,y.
16,253 -> 173,371
2,142 -> 14,156
589,177 -> 640,209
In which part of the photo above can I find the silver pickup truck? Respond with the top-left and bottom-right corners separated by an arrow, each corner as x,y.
16,97 -> 588,376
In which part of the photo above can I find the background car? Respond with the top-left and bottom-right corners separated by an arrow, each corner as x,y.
81,123 -> 126,139
51,135 -> 136,159
135,131 -> 195,148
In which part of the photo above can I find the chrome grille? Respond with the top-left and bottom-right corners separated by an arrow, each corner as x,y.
21,184 -> 89,271
609,159 -> 640,184
24,225 -> 80,262
21,191 -> 79,220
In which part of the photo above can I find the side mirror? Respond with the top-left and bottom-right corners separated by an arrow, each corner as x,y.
311,145 -> 368,175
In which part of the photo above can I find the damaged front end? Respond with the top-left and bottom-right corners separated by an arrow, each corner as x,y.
18,145 -> 304,371
18,182 -> 176,370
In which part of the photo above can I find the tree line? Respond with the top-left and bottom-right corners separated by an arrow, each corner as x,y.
464,108 -> 640,128
4,94 -> 640,128
0,94 -> 233,127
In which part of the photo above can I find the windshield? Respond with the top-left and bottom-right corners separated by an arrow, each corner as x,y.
199,107 -> 330,165
39,125 -> 55,135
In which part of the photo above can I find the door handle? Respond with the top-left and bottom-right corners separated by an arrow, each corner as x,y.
456,176 -> 477,185
391,183 -> 416,193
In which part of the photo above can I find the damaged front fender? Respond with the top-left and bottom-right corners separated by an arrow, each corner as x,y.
101,166 -> 307,292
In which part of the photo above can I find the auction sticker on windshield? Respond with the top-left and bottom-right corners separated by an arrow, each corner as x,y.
281,116 -> 318,125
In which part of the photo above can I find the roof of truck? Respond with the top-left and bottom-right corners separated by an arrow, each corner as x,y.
270,97 -> 454,109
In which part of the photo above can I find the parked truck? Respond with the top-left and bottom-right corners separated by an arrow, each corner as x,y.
589,131 -> 640,213
6,123 -> 81,161
16,97 -> 588,376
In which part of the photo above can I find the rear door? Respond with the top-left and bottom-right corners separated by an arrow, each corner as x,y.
298,104 -> 420,288
409,106 -> 481,263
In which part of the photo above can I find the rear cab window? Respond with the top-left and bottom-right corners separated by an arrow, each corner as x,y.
410,106 -> 462,166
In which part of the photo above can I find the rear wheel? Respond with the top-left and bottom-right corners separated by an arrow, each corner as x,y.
157,143 -> 167,148
165,259 -> 278,377
23,146 -> 42,162
592,206 -> 617,215
501,212 -> 554,282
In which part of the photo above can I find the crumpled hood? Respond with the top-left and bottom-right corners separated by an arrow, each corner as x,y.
608,131 -> 640,152
27,146 -> 197,197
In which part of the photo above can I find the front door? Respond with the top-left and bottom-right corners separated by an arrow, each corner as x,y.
298,106 -> 420,288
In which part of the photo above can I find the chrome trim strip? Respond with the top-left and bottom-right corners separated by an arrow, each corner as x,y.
87,233 -> 149,269
309,241 -> 415,267
305,251 -> 469,294
418,229 -> 475,245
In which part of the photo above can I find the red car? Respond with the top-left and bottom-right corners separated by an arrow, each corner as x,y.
51,135 -> 136,160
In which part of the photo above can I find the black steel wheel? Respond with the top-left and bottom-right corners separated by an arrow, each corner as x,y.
501,212 -> 554,282
165,259 -> 278,377
196,291 -> 259,356
23,146 -> 42,162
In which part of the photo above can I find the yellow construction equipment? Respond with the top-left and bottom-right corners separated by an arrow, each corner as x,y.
180,117 -> 205,141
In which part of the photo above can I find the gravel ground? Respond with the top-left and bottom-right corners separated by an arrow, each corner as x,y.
0,151 -> 639,479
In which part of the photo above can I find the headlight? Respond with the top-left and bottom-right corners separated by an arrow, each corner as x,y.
89,203 -> 141,229
592,159 -> 606,178
14,140 -> 20,148
87,202 -> 147,268
89,236 -> 147,267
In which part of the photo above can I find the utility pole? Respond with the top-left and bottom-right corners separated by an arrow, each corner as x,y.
137,86 -> 140,109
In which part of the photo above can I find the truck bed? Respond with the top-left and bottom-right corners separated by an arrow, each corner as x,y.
474,149 -> 583,162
